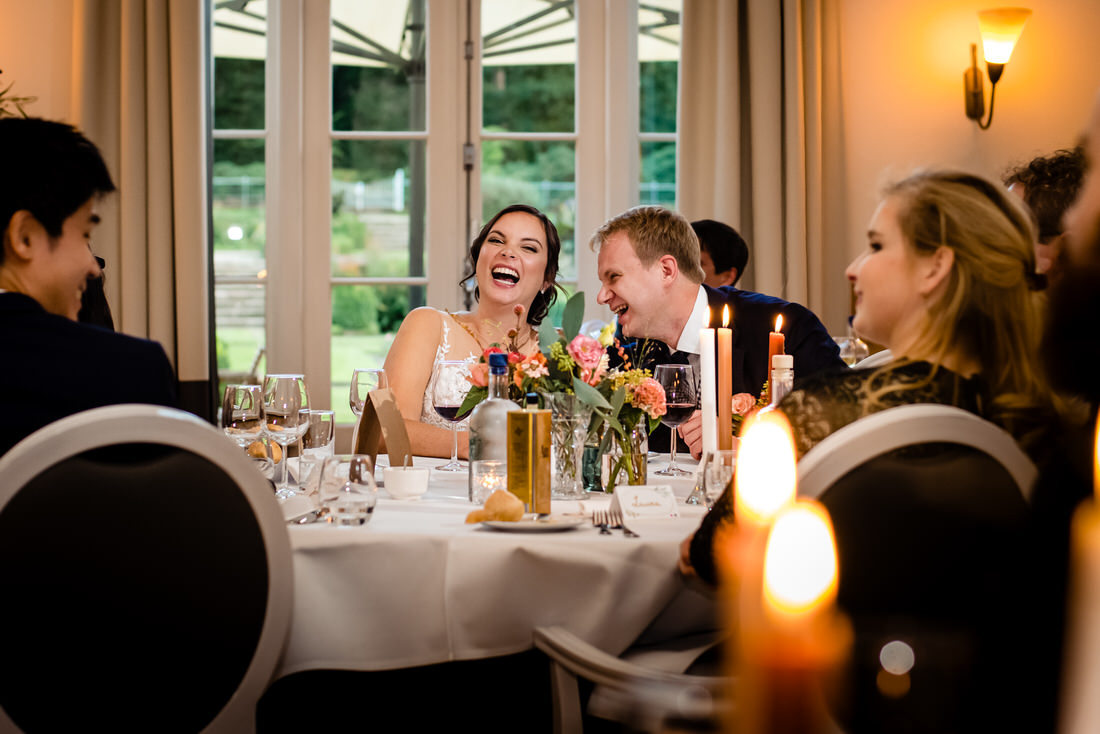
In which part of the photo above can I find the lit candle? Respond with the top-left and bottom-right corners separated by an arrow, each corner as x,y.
700,310 -> 717,456
734,409 -> 797,534
1060,414 -> 1100,734
735,500 -> 851,734
717,305 -> 733,450
765,314 -> 785,403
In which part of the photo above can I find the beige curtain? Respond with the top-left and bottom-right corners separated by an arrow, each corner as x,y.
70,0 -> 210,401
678,0 -> 849,331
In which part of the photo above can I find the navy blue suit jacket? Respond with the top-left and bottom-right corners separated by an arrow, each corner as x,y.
0,292 -> 178,456
616,285 -> 843,451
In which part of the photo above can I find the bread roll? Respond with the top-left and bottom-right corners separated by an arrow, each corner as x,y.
465,489 -> 525,523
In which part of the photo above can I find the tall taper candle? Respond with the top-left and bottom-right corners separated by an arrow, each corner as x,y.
700,317 -> 717,456
717,305 -> 733,450
765,314 -> 786,403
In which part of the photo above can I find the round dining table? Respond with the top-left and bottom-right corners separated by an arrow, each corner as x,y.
276,455 -> 718,679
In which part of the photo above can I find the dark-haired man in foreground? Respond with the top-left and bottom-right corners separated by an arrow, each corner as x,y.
0,117 -> 176,456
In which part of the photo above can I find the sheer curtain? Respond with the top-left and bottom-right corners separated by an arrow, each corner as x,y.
678,0 -> 848,331
71,0 -> 211,415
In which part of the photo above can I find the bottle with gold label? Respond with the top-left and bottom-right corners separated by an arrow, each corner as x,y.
507,393 -> 551,513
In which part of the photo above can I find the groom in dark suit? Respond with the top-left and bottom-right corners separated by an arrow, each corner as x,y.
593,206 -> 842,455
0,118 -> 177,456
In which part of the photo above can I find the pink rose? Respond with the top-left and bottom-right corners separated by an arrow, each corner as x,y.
567,334 -> 605,372
467,362 -> 489,388
732,392 -> 757,416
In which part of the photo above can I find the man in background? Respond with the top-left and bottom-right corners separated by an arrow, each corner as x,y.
693,218 -> 748,288
0,117 -> 176,456
1004,147 -> 1086,286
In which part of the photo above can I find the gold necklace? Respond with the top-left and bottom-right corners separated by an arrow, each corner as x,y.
447,310 -> 537,354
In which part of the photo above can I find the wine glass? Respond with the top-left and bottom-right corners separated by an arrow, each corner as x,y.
654,364 -> 697,476
702,448 -> 738,509
262,373 -> 311,498
350,368 -> 388,418
322,454 -> 378,526
430,360 -> 470,472
220,384 -> 264,448
302,409 -> 335,456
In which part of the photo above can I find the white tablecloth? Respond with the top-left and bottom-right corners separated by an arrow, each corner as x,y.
277,456 -> 717,677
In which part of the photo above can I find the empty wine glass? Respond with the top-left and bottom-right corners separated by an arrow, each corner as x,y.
654,364 -> 697,476
262,373 -> 311,498
430,360 -> 470,472
350,368 -> 388,418
302,409 -> 335,456
702,448 -> 738,509
221,384 -> 264,448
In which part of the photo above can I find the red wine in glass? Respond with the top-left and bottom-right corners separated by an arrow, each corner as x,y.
434,405 -> 463,423
662,403 -> 696,427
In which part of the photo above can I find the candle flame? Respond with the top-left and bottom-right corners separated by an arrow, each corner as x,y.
763,500 -> 838,615
775,314 -> 783,332
734,410 -> 797,526
1094,412 -> 1100,502
722,305 -> 731,328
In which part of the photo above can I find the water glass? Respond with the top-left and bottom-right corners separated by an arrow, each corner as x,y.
321,455 -> 378,526
702,448 -> 739,509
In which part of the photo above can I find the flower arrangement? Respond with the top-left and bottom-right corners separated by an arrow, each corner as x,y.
456,292 -> 667,490
731,387 -> 768,437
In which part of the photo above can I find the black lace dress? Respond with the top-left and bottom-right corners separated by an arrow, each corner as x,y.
687,360 -> 989,585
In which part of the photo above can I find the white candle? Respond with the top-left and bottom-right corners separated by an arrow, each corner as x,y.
700,320 -> 717,456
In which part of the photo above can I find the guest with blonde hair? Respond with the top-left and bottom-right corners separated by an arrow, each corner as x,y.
685,168 -> 1056,583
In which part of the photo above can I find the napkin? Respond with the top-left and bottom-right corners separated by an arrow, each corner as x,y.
280,492 -> 318,522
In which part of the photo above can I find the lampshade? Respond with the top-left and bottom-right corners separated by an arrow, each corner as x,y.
978,7 -> 1032,64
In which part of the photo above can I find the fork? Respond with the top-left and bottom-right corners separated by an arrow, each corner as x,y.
592,510 -> 612,535
606,509 -> 639,538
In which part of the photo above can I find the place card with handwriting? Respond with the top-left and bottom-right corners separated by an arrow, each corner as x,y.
610,485 -> 679,520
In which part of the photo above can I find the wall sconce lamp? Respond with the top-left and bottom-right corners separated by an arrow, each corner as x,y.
964,7 -> 1031,130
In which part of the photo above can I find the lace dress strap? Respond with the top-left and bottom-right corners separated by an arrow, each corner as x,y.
421,311 -> 476,429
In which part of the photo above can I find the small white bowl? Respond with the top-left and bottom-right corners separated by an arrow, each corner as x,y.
383,466 -> 430,500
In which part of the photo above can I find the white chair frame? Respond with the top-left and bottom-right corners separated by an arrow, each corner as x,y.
852,348 -> 893,369
0,404 -> 294,734
534,626 -> 731,734
796,403 -> 1037,501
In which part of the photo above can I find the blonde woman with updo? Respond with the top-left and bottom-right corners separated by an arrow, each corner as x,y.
685,168 -> 1055,585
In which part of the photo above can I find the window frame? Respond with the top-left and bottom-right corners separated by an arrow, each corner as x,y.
209,0 -> 674,431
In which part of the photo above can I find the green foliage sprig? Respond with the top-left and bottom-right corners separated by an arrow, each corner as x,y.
0,71 -> 36,118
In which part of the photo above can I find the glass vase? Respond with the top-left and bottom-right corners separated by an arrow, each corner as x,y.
545,392 -> 593,500
602,424 -> 648,494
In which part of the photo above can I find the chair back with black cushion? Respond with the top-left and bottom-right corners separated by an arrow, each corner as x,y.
795,404 -> 1040,733
0,405 -> 293,734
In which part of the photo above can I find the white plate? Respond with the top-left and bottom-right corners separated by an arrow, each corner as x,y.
481,515 -> 586,533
